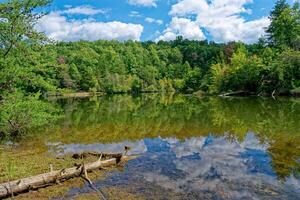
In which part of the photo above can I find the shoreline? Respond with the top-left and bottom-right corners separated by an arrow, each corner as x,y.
46,90 -> 300,100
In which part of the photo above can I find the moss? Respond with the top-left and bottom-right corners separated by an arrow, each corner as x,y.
0,142 -> 75,183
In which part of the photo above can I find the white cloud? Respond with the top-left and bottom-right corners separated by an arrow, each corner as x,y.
156,32 -> 177,41
129,11 -> 143,18
205,16 -> 269,43
63,5 -> 108,15
145,17 -> 163,25
128,0 -> 157,7
36,12 -> 144,41
167,0 -> 270,43
156,17 -> 205,41
169,0 -> 210,16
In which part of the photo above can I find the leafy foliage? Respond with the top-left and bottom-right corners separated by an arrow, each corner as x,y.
0,0 -> 50,57
0,0 -> 299,138
266,0 -> 300,49
0,91 -> 61,138
0,0 -> 59,138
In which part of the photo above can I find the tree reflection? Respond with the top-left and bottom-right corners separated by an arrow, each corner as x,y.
47,94 -> 300,180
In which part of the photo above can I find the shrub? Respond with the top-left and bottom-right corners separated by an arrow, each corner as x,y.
0,91 -> 61,138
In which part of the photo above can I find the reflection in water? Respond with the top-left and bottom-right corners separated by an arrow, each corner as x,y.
49,140 -> 147,156
42,95 -> 300,199
57,135 -> 300,200
145,135 -> 283,197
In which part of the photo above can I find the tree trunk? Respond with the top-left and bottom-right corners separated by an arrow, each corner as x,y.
0,155 -> 135,198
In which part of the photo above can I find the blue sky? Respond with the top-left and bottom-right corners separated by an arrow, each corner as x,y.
45,0 -> 177,41
2,0 -> 296,43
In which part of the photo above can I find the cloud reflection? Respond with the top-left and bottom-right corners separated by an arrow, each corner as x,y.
142,133 -> 300,199
48,140 -> 147,155
49,133 -> 300,199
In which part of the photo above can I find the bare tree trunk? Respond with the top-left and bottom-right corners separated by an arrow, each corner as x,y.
0,155 -> 136,198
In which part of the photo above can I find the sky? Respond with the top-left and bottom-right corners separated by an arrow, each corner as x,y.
3,0 -> 297,43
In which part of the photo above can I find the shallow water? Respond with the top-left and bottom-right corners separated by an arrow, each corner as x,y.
6,94 -> 300,199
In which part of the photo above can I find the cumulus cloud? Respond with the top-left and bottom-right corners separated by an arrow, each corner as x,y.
204,16 -> 269,43
36,12 -> 144,42
128,0 -> 157,7
164,0 -> 270,43
63,5 -> 108,15
156,17 -> 205,41
145,17 -> 163,25
169,0 -> 210,16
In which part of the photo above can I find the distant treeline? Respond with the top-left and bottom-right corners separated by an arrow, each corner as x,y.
26,37 -> 299,96
0,0 -> 299,138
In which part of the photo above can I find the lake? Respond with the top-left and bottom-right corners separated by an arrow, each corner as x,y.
2,94 -> 300,199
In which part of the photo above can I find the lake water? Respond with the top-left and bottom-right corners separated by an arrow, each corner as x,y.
5,94 -> 300,199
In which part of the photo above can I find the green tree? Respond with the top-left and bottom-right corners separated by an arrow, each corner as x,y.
266,0 -> 300,49
0,0 -> 62,138
0,0 -> 50,57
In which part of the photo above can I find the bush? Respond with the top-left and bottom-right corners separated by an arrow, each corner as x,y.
0,91 -> 61,138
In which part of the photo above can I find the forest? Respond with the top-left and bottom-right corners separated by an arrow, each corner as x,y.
0,0 -> 299,138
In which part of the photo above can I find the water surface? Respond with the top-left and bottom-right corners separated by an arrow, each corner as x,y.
7,94 -> 300,199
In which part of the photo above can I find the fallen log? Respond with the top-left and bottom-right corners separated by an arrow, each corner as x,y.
0,155 -> 136,198
72,152 -> 123,160
72,146 -> 131,160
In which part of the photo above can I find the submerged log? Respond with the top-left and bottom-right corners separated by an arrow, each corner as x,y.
72,152 -> 123,160
0,155 -> 136,198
